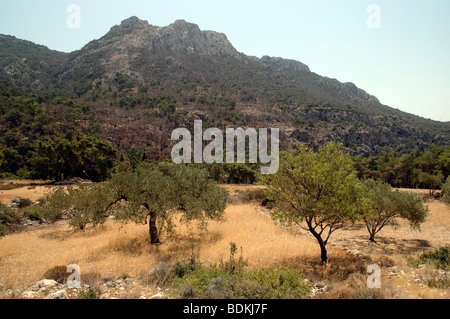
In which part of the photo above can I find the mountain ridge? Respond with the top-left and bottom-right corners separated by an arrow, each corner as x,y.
0,17 -> 449,160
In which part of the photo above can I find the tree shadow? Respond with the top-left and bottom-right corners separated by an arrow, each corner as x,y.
39,224 -> 108,241
372,237 -> 432,255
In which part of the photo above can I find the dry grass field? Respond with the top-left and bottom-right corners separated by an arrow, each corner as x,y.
0,183 -> 449,299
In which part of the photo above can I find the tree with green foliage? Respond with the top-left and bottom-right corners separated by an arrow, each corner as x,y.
362,179 -> 429,242
418,172 -> 444,197
30,134 -> 117,182
442,177 -> 450,205
42,165 -> 228,241
262,143 -> 368,264
109,164 -> 228,244
42,184 -> 115,230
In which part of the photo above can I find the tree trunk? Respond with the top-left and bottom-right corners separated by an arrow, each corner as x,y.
149,212 -> 161,244
369,232 -> 377,243
319,241 -> 328,265
310,228 -> 328,265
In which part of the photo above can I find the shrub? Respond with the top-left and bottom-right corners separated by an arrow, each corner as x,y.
0,202 -> 21,236
236,267 -> 311,299
417,246 -> 450,270
170,243 -> 311,299
174,245 -> 202,279
26,205 -> 43,222
11,197 -> 33,209
217,242 -> 247,275
426,277 -> 450,289
77,286 -> 101,299
146,261 -> 175,288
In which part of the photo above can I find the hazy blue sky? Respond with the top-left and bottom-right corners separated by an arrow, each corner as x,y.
0,0 -> 449,121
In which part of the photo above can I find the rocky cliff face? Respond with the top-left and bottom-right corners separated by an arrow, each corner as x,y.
104,17 -> 239,57
70,17 -> 242,78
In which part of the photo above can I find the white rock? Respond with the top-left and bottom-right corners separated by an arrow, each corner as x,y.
45,290 -> 68,299
29,279 -> 60,291
20,291 -> 40,299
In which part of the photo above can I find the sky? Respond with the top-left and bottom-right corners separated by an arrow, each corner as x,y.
0,0 -> 449,122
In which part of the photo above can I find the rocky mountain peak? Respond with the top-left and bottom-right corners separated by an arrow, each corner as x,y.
107,16 -> 151,36
102,17 -> 240,58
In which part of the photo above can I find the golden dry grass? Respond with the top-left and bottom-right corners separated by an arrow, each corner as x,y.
1,184 -> 448,299
0,185 -> 54,203
0,203 -> 327,292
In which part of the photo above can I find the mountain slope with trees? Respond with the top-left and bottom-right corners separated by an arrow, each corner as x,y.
0,17 -> 449,181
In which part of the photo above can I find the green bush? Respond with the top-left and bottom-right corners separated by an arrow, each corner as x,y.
174,245 -> 202,279
0,202 -> 21,237
11,197 -> 33,209
237,267 -> 310,299
77,286 -> 101,299
426,277 -> 450,289
418,246 -> 450,270
26,205 -> 43,221
170,243 -> 311,299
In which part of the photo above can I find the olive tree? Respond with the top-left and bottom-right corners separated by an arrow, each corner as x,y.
109,164 -> 228,244
262,143 -> 368,264
42,184 -> 115,230
362,179 -> 429,242
42,165 -> 228,242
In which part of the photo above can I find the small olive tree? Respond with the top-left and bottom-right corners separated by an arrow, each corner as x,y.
263,143 -> 368,264
109,164 -> 228,244
363,179 -> 429,242
42,165 -> 228,243
42,184 -> 115,230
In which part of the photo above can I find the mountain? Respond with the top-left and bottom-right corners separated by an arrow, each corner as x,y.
1,16 -> 449,160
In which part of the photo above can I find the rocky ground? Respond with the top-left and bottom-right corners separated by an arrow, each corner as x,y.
1,277 -> 171,300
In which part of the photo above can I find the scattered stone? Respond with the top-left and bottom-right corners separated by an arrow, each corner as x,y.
45,290 -> 68,299
388,266 -> 404,275
20,291 -> 40,299
28,279 -> 61,292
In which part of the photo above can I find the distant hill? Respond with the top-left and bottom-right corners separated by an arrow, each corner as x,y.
1,16 -> 449,159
